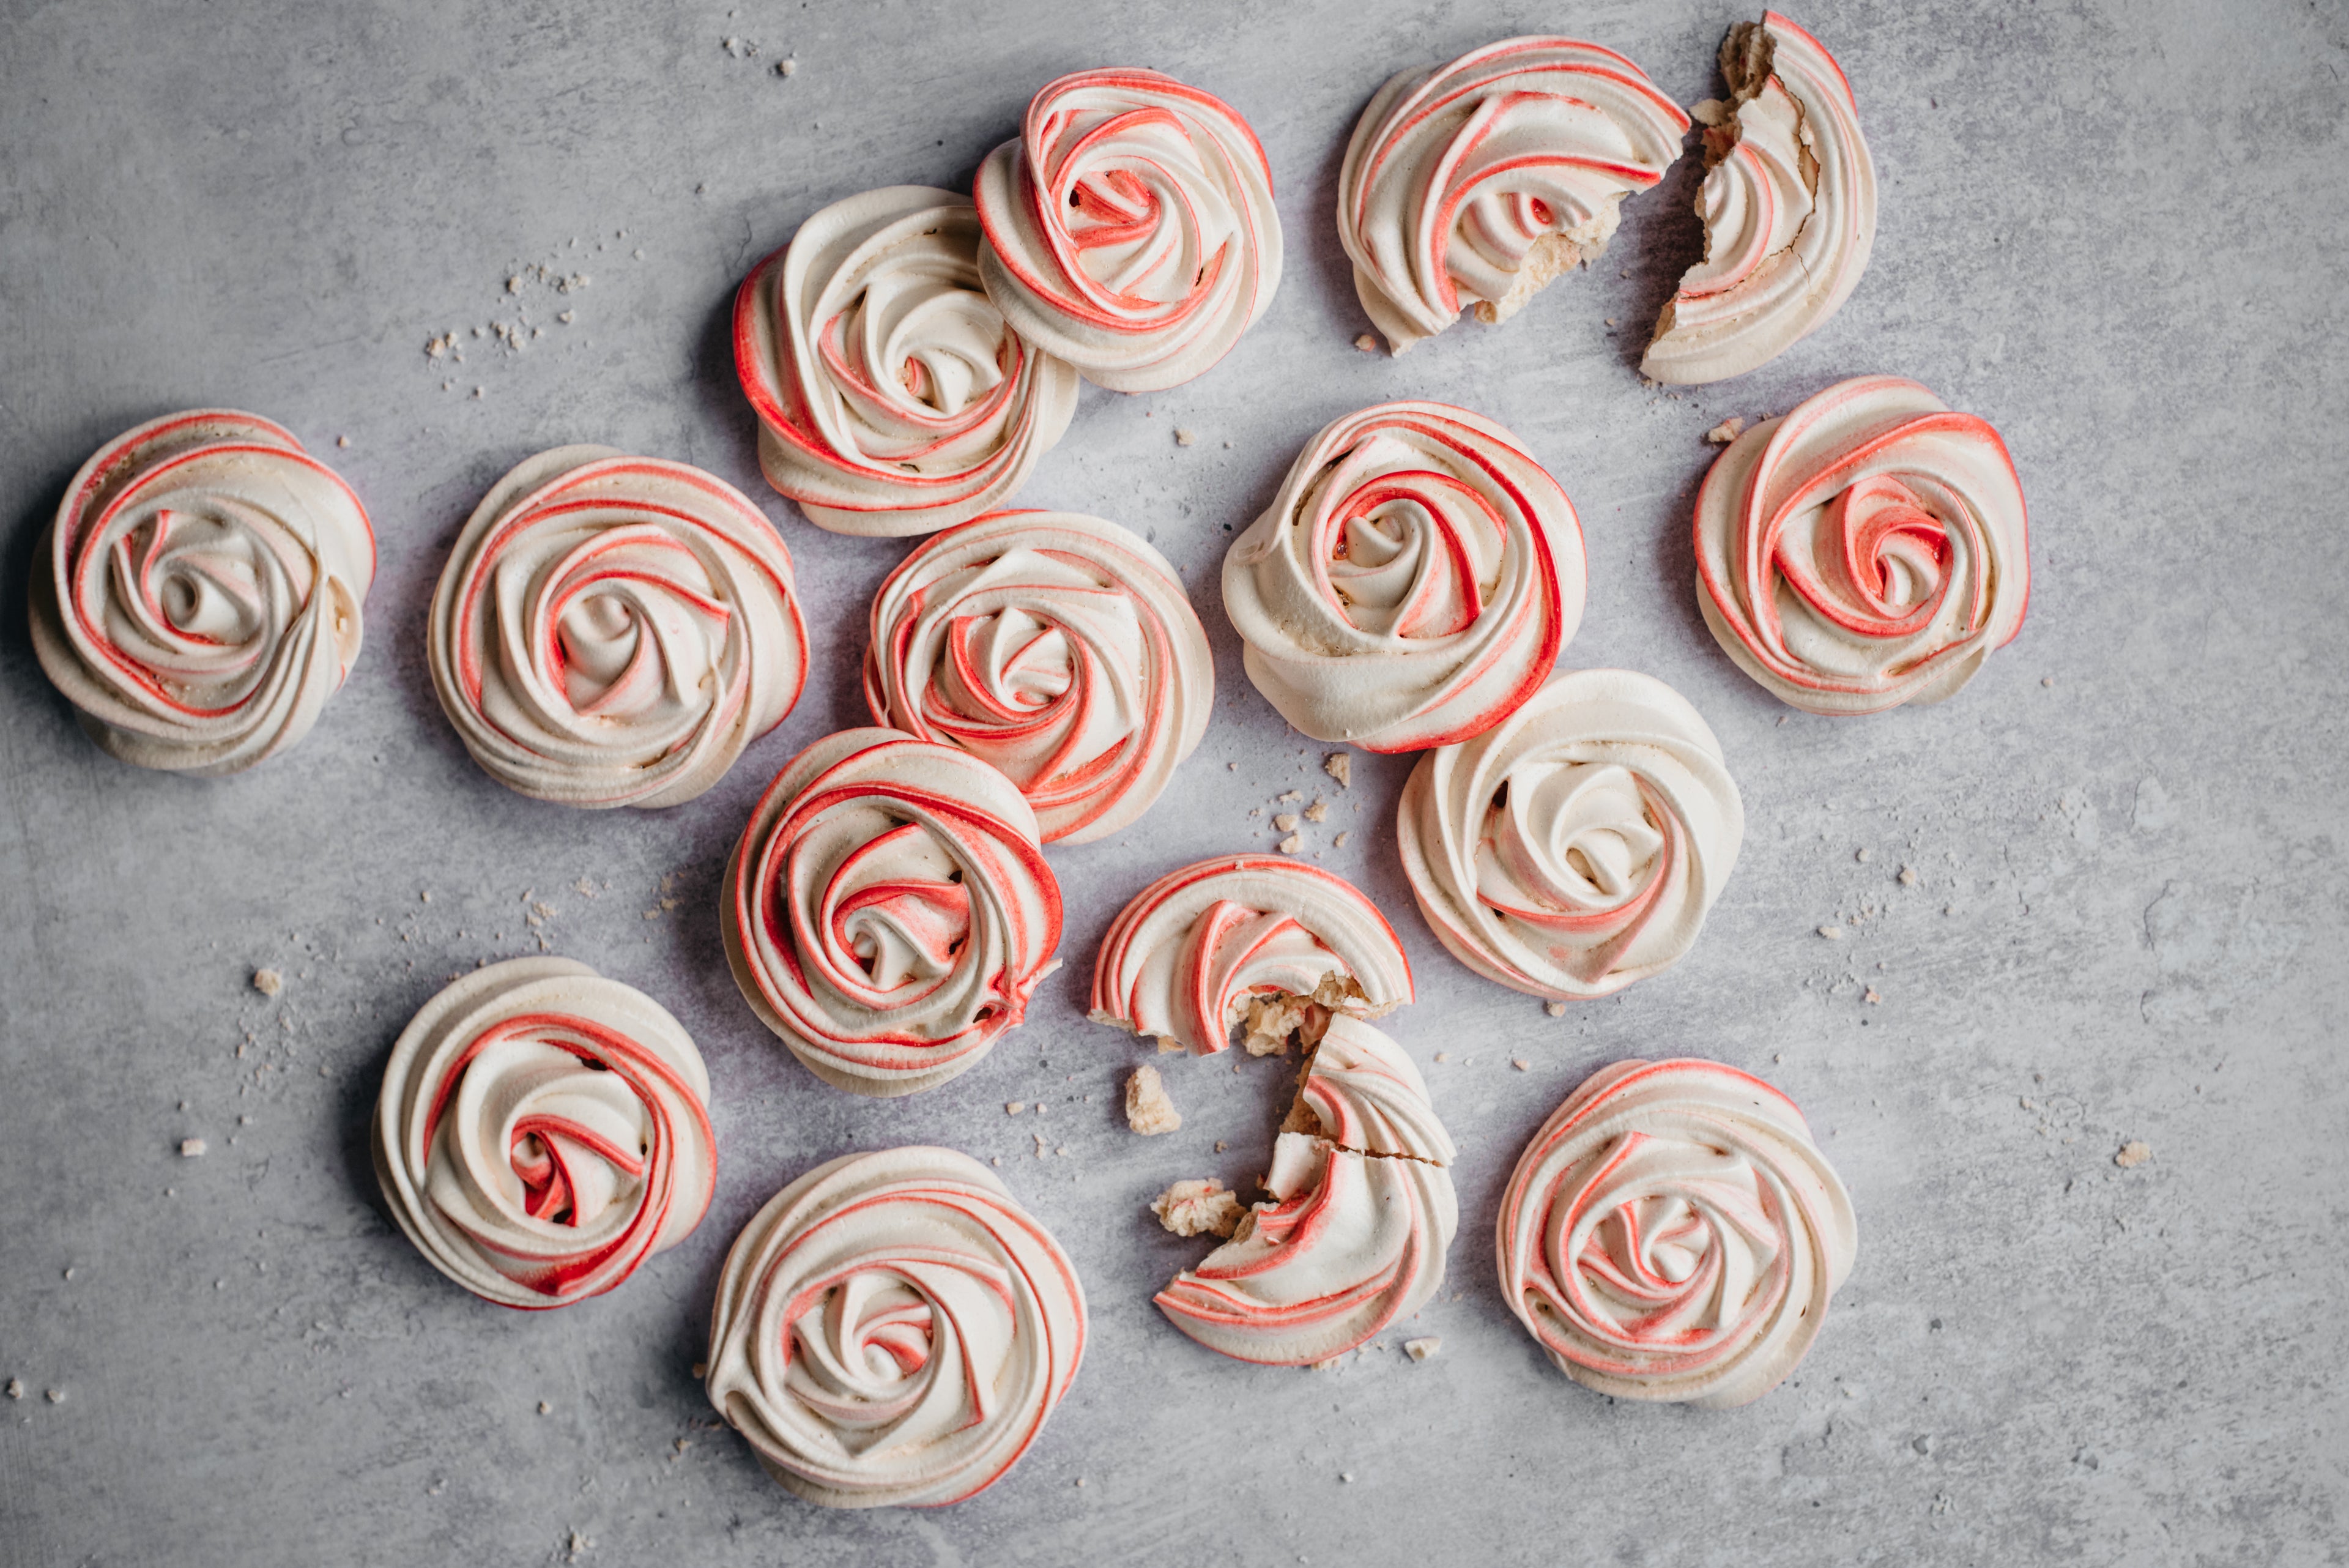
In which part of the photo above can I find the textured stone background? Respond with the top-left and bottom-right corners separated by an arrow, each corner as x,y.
2,1 -> 2343,1564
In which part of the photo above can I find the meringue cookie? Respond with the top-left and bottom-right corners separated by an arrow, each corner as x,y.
1089,855 -> 1413,1056
1642,13 -> 1876,384
722,727 -> 1063,1098
1223,401 -> 1585,752
428,446 -> 809,809
1397,669 -> 1743,1000
864,510 -> 1213,842
1694,376 -> 2030,713
1496,1058 -> 1855,1407
976,68 -> 1282,392
707,1146 -> 1086,1508
736,187 -> 1080,536
29,409 -> 374,775
1338,37 -> 1690,354
372,957 -> 716,1309
1156,1017 -> 1456,1365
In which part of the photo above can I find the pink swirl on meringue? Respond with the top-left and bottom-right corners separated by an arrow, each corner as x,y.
372,958 -> 716,1310
1089,856 -> 1412,1056
1496,1058 -> 1855,1407
863,510 -> 1212,843
976,68 -> 1282,392
29,409 -> 374,775
1693,376 -> 2029,713
1222,401 -> 1584,752
723,728 -> 1063,1098
707,1146 -> 1085,1508
1338,37 -> 1689,353
735,187 -> 1078,536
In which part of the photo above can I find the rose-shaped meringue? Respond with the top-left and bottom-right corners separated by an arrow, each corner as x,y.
864,510 -> 1212,843
1089,856 -> 1413,1056
708,1146 -> 1085,1509
735,187 -> 1080,537
372,957 -> 715,1309
29,409 -> 374,775
1223,401 -> 1584,752
975,68 -> 1282,392
722,727 -> 1063,1098
1397,669 -> 1743,1000
1157,1017 -> 1456,1365
1496,1058 -> 1855,1407
1338,37 -> 1690,354
1694,376 -> 2030,714
428,446 -> 809,809
1642,13 -> 1876,384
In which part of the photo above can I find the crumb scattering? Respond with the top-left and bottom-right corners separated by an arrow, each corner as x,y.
1899,866 -> 1919,886
2115,1140 -> 2153,1169
1404,1336 -> 1441,1362
252,968 -> 283,997
1278,833 -> 1304,854
1434,1052 -> 1450,1063
1304,798 -> 1329,822
1353,333 -> 1378,352
1005,1102 -> 1026,1115
1124,1065 -> 1181,1135
1817,925 -> 1845,940
4,1379 -> 20,1399
45,1388 -> 64,1404
1273,813 -> 1300,832
1324,752 -> 1351,789
1864,988 -> 1882,1005
179,1138 -> 207,1157
1704,415 -> 1748,444
1545,1001 -> 1568,1018
1152,1177 -> 1244,1238
1174,427 -> 1197,447
1333,830 -> 1351,849
1512,1058 -> 1531,1072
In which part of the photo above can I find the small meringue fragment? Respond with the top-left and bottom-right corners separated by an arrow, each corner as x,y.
1643,13 -> 1876,384
428,447 -> 809,808
1398,669 -> 1744,1000
976,68 -> 1281,392
1693,375 -> 2030,714
1156,1017 -> 1457,1366
1496,1058 -> 1854,1406
1338,37 -> 1689,353
1223,401 -> 1586,752
864,510 -> 1213,842
722,729 -> 1063,1098
706,1147 -> 1085,1508
1124,1065 -> 1181,1135
1089,855 -> 1412,1057
733,187 -> 1078,535
1152,1178 -> 1244,1238
1404,1336 -> 1441,1362
31,411 -> 375,775
373,957 -> 716,1309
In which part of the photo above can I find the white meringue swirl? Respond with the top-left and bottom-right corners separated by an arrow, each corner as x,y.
1338,37 -> 1690,353
722,727 -> 1063,1098
428,446 -> 809,809
1643,13 -> 1876,384
1496,1058 -> 1855,1407
372,957 -> 716,1310
1157,1017 -> 1455,1365
1397,669 -> 1743,1000
707,1146 -> 1086,1509
1089,855 -> 1413,1056
29,409 -> 374,775
1694,376 -> 2031,713
976,67 -> 1282,392
735,186 -> 1079,536
864,510 -> 1212,843
1223,401 -> 1585,752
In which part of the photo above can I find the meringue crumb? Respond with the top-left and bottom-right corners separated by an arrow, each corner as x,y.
1334,831 -> 1351,849
1545,1001 -> 1568,1017
3,1380 -> 18,1399
691,1361 -> 708,1379
179,1138 -> 207,1157
1174,428 -> 1197,447
336,434 -> 351,448
1277,789 -> 1302,803
1156,1035 -> 1184,1053
1124,1065 -> 1181,1135
1353,333 -> 1378,352
777,57 -> 796,76
1214,1140 -> 1228,1153
558,310 -> 576,324
1274,813 -> 1300,831
45,1388 -> 63,1405
1278,833 -> 1304,854
1512,1058 -> 1531,1072
1704,415 -> 1747,444
1055,1145 -> 1069,1156
1304,799 -> 1329,823
1404,1337 -> 1441,1362
1226,762 -> 1238,771
538,1401 -> 552,1414
1312,1356 -> 1344,1371
507,275 -> 524,293
1005,1102 -> 1026,1115
251,968 -> 283,997
2043,677 -> 2056,688
1324,753 -> 1352,789
1855,848 -> 1872,863
1340,1472 -> 1356,1484
1864,988 -> 1882,1005
1152,1178 -> 1244,1238
1434,1052 -> 1450,1063
1899,866 -> 1919,886
2115,1140 -> 2153,1169
1817,926 -> 1845,940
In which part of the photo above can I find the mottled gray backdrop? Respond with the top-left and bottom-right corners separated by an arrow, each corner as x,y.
2,1 -> 2343,1564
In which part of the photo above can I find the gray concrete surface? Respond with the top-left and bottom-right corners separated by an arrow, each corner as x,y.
2,1 -> 2344,1563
